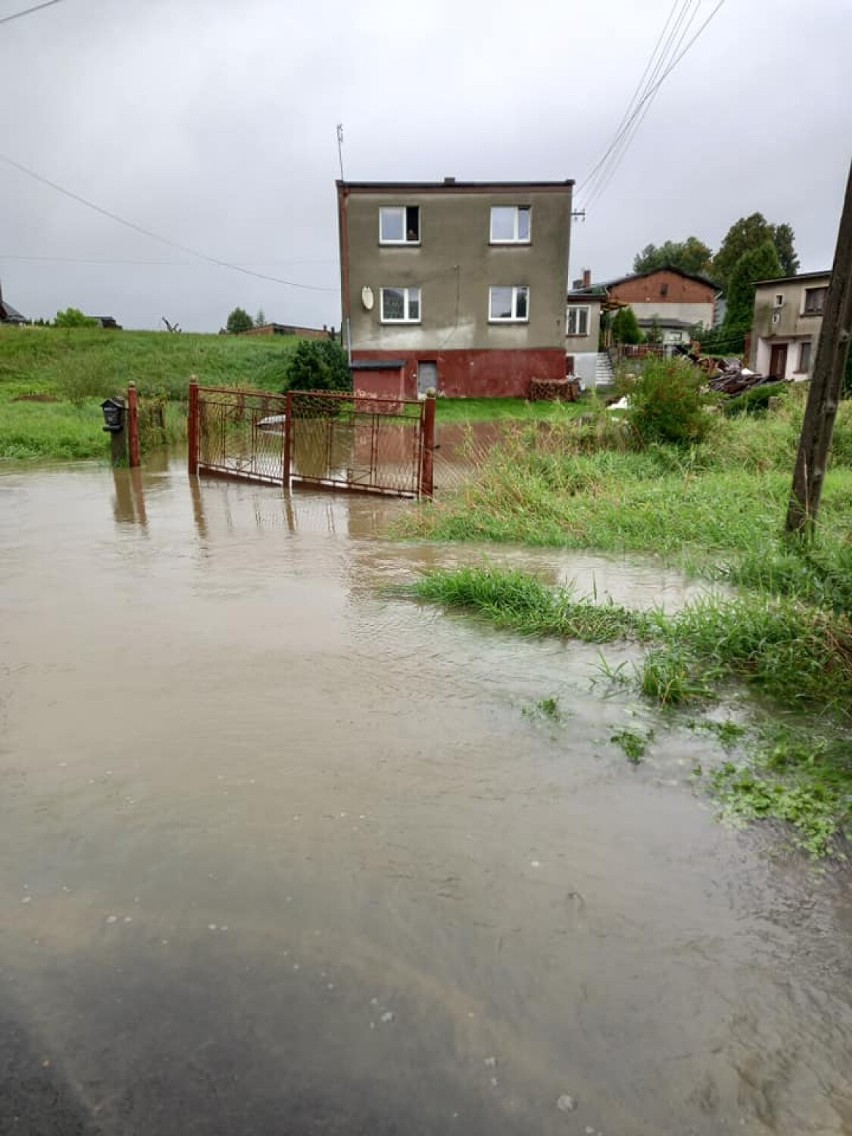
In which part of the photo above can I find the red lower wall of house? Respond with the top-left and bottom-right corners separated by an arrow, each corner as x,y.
351,349 -> 565,398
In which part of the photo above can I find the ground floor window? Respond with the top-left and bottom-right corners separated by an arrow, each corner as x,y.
797,340 -> 812,372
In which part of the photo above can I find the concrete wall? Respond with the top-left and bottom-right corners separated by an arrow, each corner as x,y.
630,301 -> 713,327
752,276 -> 829,341
339,183 -> 572,357
351,347 -> 565,398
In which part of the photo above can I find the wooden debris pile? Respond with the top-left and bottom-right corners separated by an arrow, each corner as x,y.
529,377 -> 581,402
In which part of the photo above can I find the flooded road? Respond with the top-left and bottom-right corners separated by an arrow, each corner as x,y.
2,460 -> 851,1135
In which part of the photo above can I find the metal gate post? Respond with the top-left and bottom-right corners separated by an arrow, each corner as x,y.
188,378 -> 199,476
419,391 -> 436,499
283,391 -> 293,489
127,381 -> 141,468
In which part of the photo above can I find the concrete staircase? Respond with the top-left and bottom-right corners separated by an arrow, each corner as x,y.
594,352 -> 615,388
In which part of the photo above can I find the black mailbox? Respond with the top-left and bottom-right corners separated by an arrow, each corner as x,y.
101,397 -> 125,433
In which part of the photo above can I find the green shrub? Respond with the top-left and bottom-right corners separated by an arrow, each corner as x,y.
284,339 -> 350,392
622,357 -> 714,445
724,382 -> 787,417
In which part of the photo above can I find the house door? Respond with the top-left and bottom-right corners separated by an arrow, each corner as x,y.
418,361 -> 438,396
769,343 -> 788,380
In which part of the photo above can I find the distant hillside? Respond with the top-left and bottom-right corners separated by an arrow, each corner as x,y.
0,326 -> 302,402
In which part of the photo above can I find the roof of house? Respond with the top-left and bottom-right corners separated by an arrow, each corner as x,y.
0,299 -> 26,322
338,179 -> 573,192
753,269 -> 831,286
636,316 -> 697,329
602,266 -> 722,292
350,359 -> 407,371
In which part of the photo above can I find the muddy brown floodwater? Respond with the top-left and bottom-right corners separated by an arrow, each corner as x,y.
1,459 -> 851,1136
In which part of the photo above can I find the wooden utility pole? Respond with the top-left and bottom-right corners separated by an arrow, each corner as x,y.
786,160 -> 852,535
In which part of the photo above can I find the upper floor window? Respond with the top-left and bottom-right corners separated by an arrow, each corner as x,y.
803,286 -> 827,315
380,286 -> 421,323
380,206 -> 420,244
566,305 -> 590,336
774,293 -> 784,307
490,206 -> 531,244
489,285 -> 529,322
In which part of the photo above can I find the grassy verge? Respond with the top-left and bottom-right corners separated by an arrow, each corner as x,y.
410,565 -> 852,856
0,326 -> 302,461
435,397 -> 594,424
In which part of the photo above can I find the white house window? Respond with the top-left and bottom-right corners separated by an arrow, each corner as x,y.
379,206 -> 420,244
803,286 -> 827,315
380,286 -> 421,323
490,206 -> 531,244
797,341 -> 812,372
489,286 -> 529,322
566,305 -> 590,336
774,293 -> 784,307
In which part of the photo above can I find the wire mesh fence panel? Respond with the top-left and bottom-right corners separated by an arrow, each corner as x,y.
196,387 -> 288,485
289,392 -> 425,498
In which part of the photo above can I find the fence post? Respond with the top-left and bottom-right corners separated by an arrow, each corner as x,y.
283,391 -> 293,490
127,381 -> 141,468
420,390 -> 436,500
188,377 -> 199,476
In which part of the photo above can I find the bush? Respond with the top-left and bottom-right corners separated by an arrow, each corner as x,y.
55,308 -> 96,328
723,381 -> 788,417
226,307 -> 254,334
611,306 -> 642,345
622,357 -> 714,445
283,339 -> 350,392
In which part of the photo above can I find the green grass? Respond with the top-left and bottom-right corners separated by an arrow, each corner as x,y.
610,727 -> 654,763
0,325 -> 302,460
436,397 -> 593,424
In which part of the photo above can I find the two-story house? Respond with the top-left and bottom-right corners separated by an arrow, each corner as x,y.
336,178 -> 573,398
750,270 -> 831,380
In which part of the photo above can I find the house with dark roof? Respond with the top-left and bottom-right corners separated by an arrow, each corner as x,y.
0,282 -> 27,325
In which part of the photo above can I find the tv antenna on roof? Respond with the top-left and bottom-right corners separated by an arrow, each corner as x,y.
336,123 -> 345,182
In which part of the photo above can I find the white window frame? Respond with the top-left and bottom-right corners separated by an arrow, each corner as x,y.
380,286 -> 421,324
489,286 -> 530,323
379,206 -> 421,246
489,205 -> 531,244
566,305 -> 590,336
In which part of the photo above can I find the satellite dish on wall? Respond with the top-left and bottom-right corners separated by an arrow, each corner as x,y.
361,286 -> 374,311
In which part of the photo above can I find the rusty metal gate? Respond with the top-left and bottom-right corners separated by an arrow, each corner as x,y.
188,383 -> 434,498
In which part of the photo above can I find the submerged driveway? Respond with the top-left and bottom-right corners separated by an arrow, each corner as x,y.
1,462 -> 851,1135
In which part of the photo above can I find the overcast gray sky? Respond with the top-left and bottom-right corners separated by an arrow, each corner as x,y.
2,0 -> 850,332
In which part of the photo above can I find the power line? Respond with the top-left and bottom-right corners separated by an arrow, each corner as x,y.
0,253 -> 338,268
580,0 -> 698,205
578,0 -> 726,210
0,0 -> 66,26
0,151 -> 339,292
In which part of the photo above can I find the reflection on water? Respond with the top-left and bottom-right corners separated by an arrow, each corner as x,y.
1,460 -> 851,1136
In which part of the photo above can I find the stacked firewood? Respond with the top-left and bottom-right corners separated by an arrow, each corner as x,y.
529,378 -> 581,402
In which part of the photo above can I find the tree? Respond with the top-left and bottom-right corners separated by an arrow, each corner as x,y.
723,240 -> 783,335
713,213 -> 799,294
255,308 -> 267,328
284,338 -> 350,392
226,307 -> 253,334
632,236 -> 713,277
55,307 -> 96,328
611,305 -> 643,345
